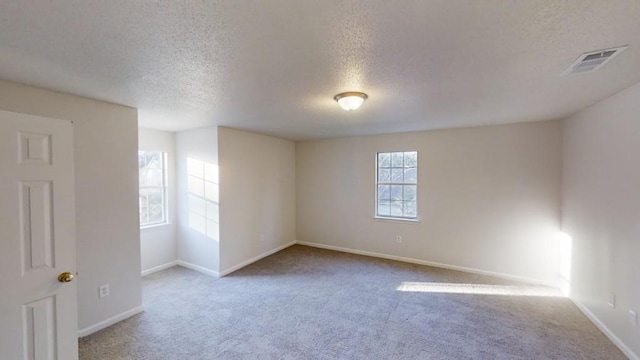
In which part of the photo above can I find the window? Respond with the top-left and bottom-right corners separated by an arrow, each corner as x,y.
376,151 -> 417,219
138,151 -> 167,227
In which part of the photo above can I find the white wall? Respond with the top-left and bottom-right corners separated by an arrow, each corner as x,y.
0,80 -> 142,332
218,127 -> 296,273
139,128 -> 178,274
297,121 -> 562,285
176,127 -> 220,274
562,82 -> 640,359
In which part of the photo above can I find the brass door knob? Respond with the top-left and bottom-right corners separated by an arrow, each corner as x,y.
57,272 -> 74,283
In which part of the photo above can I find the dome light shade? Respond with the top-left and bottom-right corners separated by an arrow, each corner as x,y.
334,92 -> 368,111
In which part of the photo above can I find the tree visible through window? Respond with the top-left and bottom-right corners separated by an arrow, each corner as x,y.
376,151 -> 417,219
139,151 -> 167,227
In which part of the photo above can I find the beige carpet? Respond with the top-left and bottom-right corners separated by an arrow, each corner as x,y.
79,245 -> 626,359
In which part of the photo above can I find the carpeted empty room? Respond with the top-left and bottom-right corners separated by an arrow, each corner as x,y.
3,2 -> 640,359
79,245 -> 625,360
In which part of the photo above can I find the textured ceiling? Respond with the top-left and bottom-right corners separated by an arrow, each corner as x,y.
1,1 -> 640,140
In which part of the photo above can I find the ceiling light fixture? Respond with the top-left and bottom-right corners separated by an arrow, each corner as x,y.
334,91 -> 368,111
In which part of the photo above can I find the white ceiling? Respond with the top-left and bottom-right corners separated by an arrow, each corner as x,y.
1,1 -> 640,140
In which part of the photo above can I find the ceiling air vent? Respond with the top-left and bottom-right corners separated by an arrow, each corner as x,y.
563,45 -> 628,75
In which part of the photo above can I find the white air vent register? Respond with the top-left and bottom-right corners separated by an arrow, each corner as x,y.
563,46 -> 628,75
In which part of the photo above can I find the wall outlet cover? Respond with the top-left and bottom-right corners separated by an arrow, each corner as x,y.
99,284 -> 110,298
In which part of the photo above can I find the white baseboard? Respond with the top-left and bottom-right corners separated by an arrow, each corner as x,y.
78,306 -> 144,338
219,241 -> 297,277
177,260 -> 220,278
570,299 -> 638,360
141,261 -> 178,276
295,241 -> 557,288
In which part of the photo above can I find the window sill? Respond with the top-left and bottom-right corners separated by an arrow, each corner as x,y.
140,222 -> 171,231
373,216 -> 420,224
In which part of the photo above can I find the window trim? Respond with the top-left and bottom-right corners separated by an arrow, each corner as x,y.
374,150 -> 418,221
373,215 -> 420,223
138,151 -> 169,229
140,221 -> 171,230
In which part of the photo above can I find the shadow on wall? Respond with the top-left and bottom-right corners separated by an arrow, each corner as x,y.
187,157 -> 219,241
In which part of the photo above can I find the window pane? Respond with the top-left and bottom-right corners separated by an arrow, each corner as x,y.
139,188 -> 149,200
390,201 -> 403,216
146,152 -> 161,168
378,185 -> 390,201
378,168 -> 390,182
390,185 -> 403,201
391,168 -> 404,183
378,153 -> 390,168
377,201 -> 391,216
139,205 -> 148,224
403,185 -> 417,201
149,169 -> 163,186
138,151 -> 145,168
147,188 -> 164,205
391,152 -> 404,167
404,151 -> 417,167
404,201 -> 417,217
404,168 -> 417,183
149,204 -> 164,223
140,168 -> 163,186
139,169 -> 146,186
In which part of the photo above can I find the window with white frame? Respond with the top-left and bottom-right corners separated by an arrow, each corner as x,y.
138,151 -> 167,227
376,151 -> 418,219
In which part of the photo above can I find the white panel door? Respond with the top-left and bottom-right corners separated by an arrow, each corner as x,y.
0,110 -> 78,360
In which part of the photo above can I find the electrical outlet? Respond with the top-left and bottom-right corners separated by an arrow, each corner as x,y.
260,233 -> 265,242
396,235 -> 402,243
629,310 -> 637,327
99,284 -> 110,298
608,293 -> 615,308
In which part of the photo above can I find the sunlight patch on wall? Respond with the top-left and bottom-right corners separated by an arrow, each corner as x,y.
396,282 -> 563,297
557,231 -> 573,296
187,157 -> 219,241
557,232 -> 572,281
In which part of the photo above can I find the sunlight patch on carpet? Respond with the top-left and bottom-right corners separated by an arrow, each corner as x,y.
396,282 -> 564,297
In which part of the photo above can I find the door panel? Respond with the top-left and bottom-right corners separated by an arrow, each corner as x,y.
20,180 -> 55,272
24,296 -> 57,360
18,132 -> 52,165
0,110 -> 78,360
